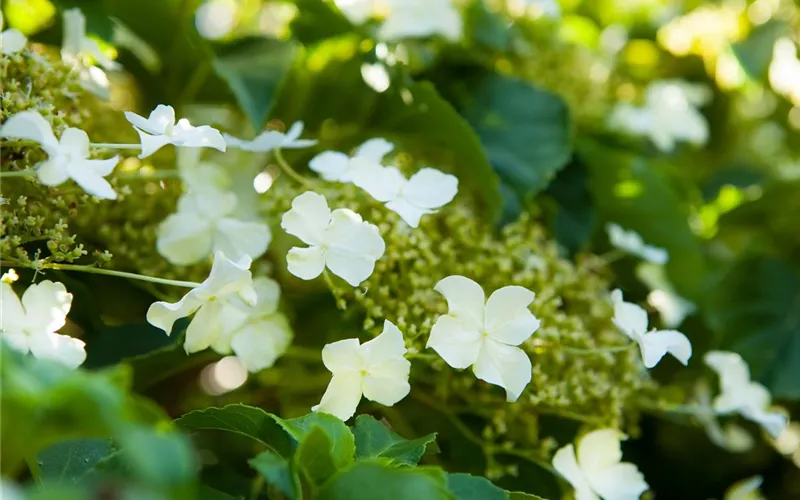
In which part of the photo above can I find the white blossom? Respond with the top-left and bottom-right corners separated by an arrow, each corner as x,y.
61,8 -> 119,99
379,0 -> 462,42
609,79 -> 711,152
606,223 -> 668,265
611,289 -> 691,368
723,476 -> 765,500
125,104 -> 226,159
333,0 -> 380,24
0,111 -> 119,199
769,38 -> 800,106
647,289 -> 695,328
552,429 -> 649,500
313,320 -> 410,421
1,280 -> 86,368
309,138 -> 393,183
352,165 -> 458,227
693,381 -> 754,453
195,0 -> 238,40
147,252 -> 257,355
426,275 -> 540,402
0,12 -> 26,54
512,0 -> 561,19
280,191 -> 385,286
704,351 -> 787,438
223,121 -> 317,153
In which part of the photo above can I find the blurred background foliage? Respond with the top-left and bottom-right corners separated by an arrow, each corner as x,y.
2,0 -> 800,498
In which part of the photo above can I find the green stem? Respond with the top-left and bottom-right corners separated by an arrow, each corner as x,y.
44,263 -> 199,288
274,148 -> 317,189
560,343 -> 636,355
0,170 -> 35,178
90,143 -> 142,150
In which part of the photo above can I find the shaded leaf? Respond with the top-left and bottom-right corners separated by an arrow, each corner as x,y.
290,0 -> 354,46
317,460 -> 452,500
447,473 -> 508,500
294,426 -> 343,487
250,451 -> 300,500
732,21 -> 789,79
281,413 -> 355,469
353,415 -> 436,466
37,439 -> 114,483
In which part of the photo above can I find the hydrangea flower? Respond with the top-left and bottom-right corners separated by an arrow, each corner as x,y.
352,165 -> 458,228
611,289 -> 692,368
427,275 -> 540,402
125,105 -> 226,159
606,223 -> 668,265
61,8 -> 120,99
0,12 -> 26,54
609,79 -> 711,152
309,138 -> 393,183
704,351 -> 787,438
1,280 -> 86,368
333,0 -> 379,24
280,191 -> 385,286
723,476 -> 765,500
379,0 -> 462,42
147,252 -> 257,353
552,429 -> 649,500
0,111 -> 119,199
223,122 -> 317,153
313,320 -> 410,421
693,381 -> 754,453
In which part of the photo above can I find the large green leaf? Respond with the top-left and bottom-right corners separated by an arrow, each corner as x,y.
282,413 -> 355,470
37,439 -> 114,483
352,415 -> 436,466
447,473 -> 508,500
732,21 -> 789,80
289,0 -> 354,46
294,426 -> 344,487
705,257 -> 800,399
250,451 -> 300,500
317,460 -> 452,500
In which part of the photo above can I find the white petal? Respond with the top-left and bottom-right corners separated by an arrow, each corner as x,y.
61,8 -> 86,59
173,123 -> 226,152
746,409 -> 787,438
576,429 -> 622,474
309,151 -> 351,182
313,372 -> 364,421
230,315 -> 292,372
82,38 -> 120,70
433,275 -> 485,330
552,444 -> 593,497
67,159 -> 119,199
156,212 -> 214,265
21,280 -> 72,335
0,111 -> 59,155
0,29 -> 27,54
28,332 -> 86,368
134,129 -> 173,159
184,300 -> 249,354
281,122 -> 317,149
704,351 -> 751,393
472,339 -> 532,402
484,286 -> 540,346
640,244 -> 669,265
0,282 -> 26,334
362,358 -> 410,406
146,293 -> 204,336
281,191 -> 331,246
351,164 -> 405,203
221,133 -> 248,149
427,315 -> 482,369
146,105 -> 177,133
354,138 -> 393,161
321,338 -> 361,373
325,209 -> 385,286
639,329 -> 692,368
360,320 -> 407,363
610,289 -> 648,341
401,168 -> 458,210
213,217 -> 272,262
3,332 -> 30,354
197,251 -> 256,304
383,198 -> 430,227
586,463 -> 648,500
287,246 -> 326,281
724,476 -> 763,500
125,110 -> 158,135
36,158 -> 71,186
251,276 -> 281,315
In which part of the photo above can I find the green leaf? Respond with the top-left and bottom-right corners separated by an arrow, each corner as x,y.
352,415 -> 436,466
84,323 -> 177,369
732,21 -> 789,79
250,451 -> 300,500
508,493 -> 546,500
37,439 -> 114,483
289,0 -> 354,46
281,413 -> 355,469
545,162 -> 595,254
706,257 -> 800,399
460,75 -> 572,200
114,424 -> 197,487
212,38 -> 299,131
294,426 -> 343,487
447,473 -> 508,500
174,404 -> 295,458
317,460 -> 452,500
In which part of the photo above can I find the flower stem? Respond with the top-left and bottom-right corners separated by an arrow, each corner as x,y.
560,343 -> 636,355
90,143 -> 143,150
44,263 -> 199,288
274,148 -> 317,189
0,170 -> 35,178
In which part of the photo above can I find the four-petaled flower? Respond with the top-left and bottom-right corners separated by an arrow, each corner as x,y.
313,320 -> 410,421
309,138 -> 393,183
552,429 -> 649,500
704,351 -> 787,438
352,165 -> 458,227
125,105 -> 226,159
0,12 -> 26,54
427,275 -> 540,402
281,191 -> 385,286
1,280 -> 86,368
223,122 -> 317,153
0,111 -> 119,199
61,8 -> 119,99
147,252 -> 257,354
611,289 -> 692,369
606,223 -> 668,265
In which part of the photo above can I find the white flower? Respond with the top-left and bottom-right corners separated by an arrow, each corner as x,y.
352,166 -> 458,228
552,429 -> 649,500
61,8 -> 119,99
379,0 -> 462,42
611,289 -> 691,368
606,223 -> 668,265
280,191 -> 385,286
1,280 -> 86,368
426,276 -> 540,402
704,351 -> 787,438
609,79 -> 711,152
0,12 -> 27,54
647,289 -> 695,328
157,165 -> 271,265
313,320 -> 410,421
693,380 -> 754,453
333,0 -> 380,24
723,476 -> 765,500
309,138 -> 393,183
125,105 -> 226,159
513,0 -> 561,19
195,0 -> 238,40
769,38 -> 800,106
0,111 -> 119,199
147,252 -> 257,354
223,121 -> 317,153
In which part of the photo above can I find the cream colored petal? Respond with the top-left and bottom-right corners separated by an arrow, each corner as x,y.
281,191 -> 331,245
3,332 -> 30,354
0,110 -> 59,154
230,315 -> 292,372
351,164 -> 405,202
287,246 -> 326,281
426,315 -> 482,369
67,159 -> 119,199
586,463 -> 648,500
21,280 -> 72,335
134,129 -> 173,159
610,289 -> 649,341
384,198 -> 431,228
639,329 -> 692,368
360,320 -> 407,365
433,275 -> 485,330
197,251 -> 255,304
321,338 -> 361,373
704,351 -> 752,393
251,276 -> 281,315
147,105 -> 176,132
472,339 -> 532,402
0,29 -> 27,54
28,332 -> 86,368
36,158 -> 71,187
1,282 -> 27,334
146,292 -> 204,336
552,444 -> 594,498
484,286 -> 540,346
313,372 -> 363,421
184,301 -> 226,353
354,138 -> 393,161
309,151 -> 351,182
401,168 -> 458,210
576,429 -> 623,474
325,209 -> 385,286
213,217 -> 272,262
173,123 -> 226,152
156,211 -> 214,265
362,359 -> 410,407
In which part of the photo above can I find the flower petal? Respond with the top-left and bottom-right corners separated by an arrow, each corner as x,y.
251,276 -> 281,315
147,105 -> 176,132
0,111 -> 59,155
704,351 -> 752,393
28,332 -> 86,368
639,329 -> 692,368
745,408 -> 787,438
214,217 -> 272,262
157,211 -> 214,265
576,429 -> 622,474
0,282 -> 26,334
184,300 -> 249,354
401,168 -> 458,210
21,280 -> 72,335
586,463 -> 648,500
552,444 -> 593,498
174,123 -> 226,152
363,358 -> 410,406
134,129 -> 173,159
147,293 -> 204,336
281,191 -> 331,245
36,158 -> 70,186
3,332 -> 30,354
321,337 -> 361,373
198,251 -> 256,304
484,286 -> 539,346
287,246 -> 326,281
351,164 -> 405,203
230,315 -> 293,372
383,198 -> 431,228
610,289 -> 648,341
354,138 -> 393,161
433,275 -> 485,330
67,159 -> 119,199
309,151 -> 351,182
313,372 -> 363,421
427,315 -> 482,369
0,28 -> 27,54
61,8 -> 86,59
472,339 -> 532,402
361,320 -> 407,365
325,209 -> 385,286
